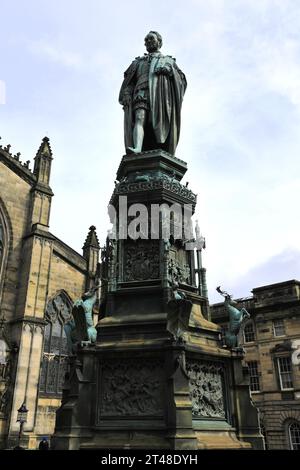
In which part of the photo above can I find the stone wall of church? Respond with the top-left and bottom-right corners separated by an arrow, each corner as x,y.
32,398 -> 61,449
29,246 -> 87,449
0,162 -> 31,323
0,144 -> 97,449
48,249 -> 86,303
0,159 -> 33,448
7,242 -> 88,449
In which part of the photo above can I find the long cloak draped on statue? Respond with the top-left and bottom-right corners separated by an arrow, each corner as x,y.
119,53 -> 187,155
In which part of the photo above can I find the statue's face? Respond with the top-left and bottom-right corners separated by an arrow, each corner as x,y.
145,33 -> 160,52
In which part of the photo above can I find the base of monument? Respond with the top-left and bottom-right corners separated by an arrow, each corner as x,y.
52,430 -> 254,451
52,148 -> 264,451
52,427 -> 257,451
195,431 -> 251,449
52,310 -> 264,451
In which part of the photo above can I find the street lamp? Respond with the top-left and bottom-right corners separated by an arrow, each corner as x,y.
16,402 -> 28,448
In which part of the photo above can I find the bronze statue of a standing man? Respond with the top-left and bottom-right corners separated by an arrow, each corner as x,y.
119,31 -> 187,155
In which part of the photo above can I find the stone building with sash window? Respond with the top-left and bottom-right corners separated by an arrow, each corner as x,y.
210,280 -> 300,450
0,137 -> 100,449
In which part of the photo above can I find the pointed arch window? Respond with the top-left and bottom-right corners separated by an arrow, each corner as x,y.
39,293 -> 72,396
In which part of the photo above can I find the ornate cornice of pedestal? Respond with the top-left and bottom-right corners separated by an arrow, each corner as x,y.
117,149 -> 187,181
111,150 -> 197,206
112,176 -> 197,205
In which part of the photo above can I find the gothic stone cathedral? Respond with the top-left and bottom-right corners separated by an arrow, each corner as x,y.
0,138 -> 99,449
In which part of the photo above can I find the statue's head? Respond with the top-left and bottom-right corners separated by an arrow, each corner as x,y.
145,31 -> 162,52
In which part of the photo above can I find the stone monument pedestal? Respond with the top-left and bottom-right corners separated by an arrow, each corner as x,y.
52,151 -> 264,450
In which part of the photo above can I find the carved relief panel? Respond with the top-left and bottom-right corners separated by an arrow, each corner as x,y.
186,360 -> 227,420
168,246 -> 191,285
123,240 -> 160,282
98,358 -> 164,420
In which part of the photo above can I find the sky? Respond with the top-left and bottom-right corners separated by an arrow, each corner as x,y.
0,0 -> 300,303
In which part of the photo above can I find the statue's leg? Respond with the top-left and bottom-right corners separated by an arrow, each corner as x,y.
87,326 -> 97,343
130,108 -> 146,153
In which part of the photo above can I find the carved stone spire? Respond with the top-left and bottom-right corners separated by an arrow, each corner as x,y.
83,226 -> 100,290
33,136 -> 53,185
83,225 -> 100,252
28,137 -> 54,230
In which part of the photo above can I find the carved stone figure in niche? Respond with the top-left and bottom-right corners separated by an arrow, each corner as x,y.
119,31 -> 187,155
186,361 -> 226,419
168,258 -> 190,285
216,286 -> 250,351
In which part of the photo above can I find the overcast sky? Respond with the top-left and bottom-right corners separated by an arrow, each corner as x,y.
1,0 -> 299,302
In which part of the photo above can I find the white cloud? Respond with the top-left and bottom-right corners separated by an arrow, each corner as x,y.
0,80 -> 5,104
258,38 -> 300,110
28,39 -> 83,68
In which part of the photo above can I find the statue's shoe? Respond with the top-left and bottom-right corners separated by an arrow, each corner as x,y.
126,146 -> 141,154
